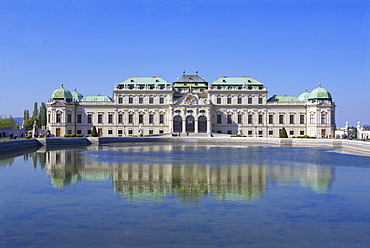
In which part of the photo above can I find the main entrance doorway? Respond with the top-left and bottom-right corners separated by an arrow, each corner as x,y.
173,116 -> 182,133
186,116 -> 195,133
198,116 -> 207,133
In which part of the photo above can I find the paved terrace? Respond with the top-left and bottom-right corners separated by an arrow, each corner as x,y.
0,134 -> 369,154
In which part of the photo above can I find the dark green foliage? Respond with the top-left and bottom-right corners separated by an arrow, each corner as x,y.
23,110 -> 29,121
91,126 -> 98,137
77,134 -> 84,137
0,115 -> 16,129
64,134 -> 70,137
32,102 -> 38,119
39,102 -> 47,128
279,127 -> 288,138
70,133 -> 77,137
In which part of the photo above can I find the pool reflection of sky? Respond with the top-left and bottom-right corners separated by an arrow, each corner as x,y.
1,143 -> 370,247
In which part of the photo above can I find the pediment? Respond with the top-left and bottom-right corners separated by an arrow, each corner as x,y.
174,93 -> 207,106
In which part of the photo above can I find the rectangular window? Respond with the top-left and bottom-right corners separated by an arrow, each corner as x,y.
258,130 -> 263,136
227,114 -> 232,124
67,114 -> 72,123
77,130 -> 81,134
149,129 -> 154,135
290,115 -> 294,124
290,131 -> 294,135
248,114 -> 252,124
139,114 -> 143,124
129,114 -> 133,124
98,114 -> 103,123
139,97 -> 143,104
258,98 -> 263,104
258,114 -> 263,124
68,130 -> 72,134
248,98 -> 252,104
118,114 -> 123,124
159,114 -> 164,124
238,114 -> 242,124
48,113 -> 51,123
217,114 -> 222,124
118,98 -> 123,104
87,114 -> 92,124
321,114 -> 326,124
217,97 -> 221,104
310,114 -> 315,124
129,97 -> 133,104
108,130 -> 113,135
300,131 -> 305,135
149,114 -> 154,124
248,130 -> 253,136
300,115 -> 305,124
227,130 -> 232,135
128,129 -> 133,135
118,130 -> 123,135
238,98 -> 242,104
77,114 -> 82,123
87,130 -> 92,135
108,114 -> 113,124
227,98 -> 232,104
269,115 -> 273,124
269,130 -> 273,135
56,113 -> 61,123
159,129 -> 164,134
149,97 -> 154,104
279,115 -> 284,124
159,97 -> 164,104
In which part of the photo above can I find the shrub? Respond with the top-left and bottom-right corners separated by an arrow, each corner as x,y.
84,135 -> 88,137
64,134 -> 70,137
231,134 -> 246,137
279,127 -> 288,138
91,126 -> 98,137
26,135 -> 32,139
77,134 -> 84,137
70,133 -> 77,137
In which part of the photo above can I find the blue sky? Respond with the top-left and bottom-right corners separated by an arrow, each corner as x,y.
0,0 -> 369,126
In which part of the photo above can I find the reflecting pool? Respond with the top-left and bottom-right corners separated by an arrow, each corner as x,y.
1,143 -> 370,247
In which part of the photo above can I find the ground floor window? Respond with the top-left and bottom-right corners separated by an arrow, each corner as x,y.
173,116 -> 182,133
290,131 -> 294,135
300,131 -> 304,135
269,130 -> 273,135
227,130 -> 232,135
87,130 -> 92,135
248,130 -> 252,136
159,129 -> 164,134
149,129 -> 153,135
186,116 -> 195,133
118,130 -> 123,135
198,116 -> 207,133
108,130 -> 113,135
258,130 -> 263,136
128,129 -> 133,135
77,130 -> 81,134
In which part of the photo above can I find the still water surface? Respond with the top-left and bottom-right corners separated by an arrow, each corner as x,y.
1,143 -> 370,247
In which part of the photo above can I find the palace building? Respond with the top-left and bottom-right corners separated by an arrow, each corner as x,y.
47,72 -> 336,138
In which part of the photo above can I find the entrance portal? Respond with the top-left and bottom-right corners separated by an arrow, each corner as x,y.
198,116 -> 207,133
173,116 -> 182,133
186,116 -> 195,133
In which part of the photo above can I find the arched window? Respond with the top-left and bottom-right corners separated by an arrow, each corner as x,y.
198,116 -> 207,133
186,116 -> 195,133
173,116 -> 182,133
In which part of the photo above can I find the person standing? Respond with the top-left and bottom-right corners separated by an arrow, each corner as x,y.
9,132 -> 13,140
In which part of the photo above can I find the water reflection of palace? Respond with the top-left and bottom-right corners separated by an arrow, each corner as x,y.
38,147 -> 334,202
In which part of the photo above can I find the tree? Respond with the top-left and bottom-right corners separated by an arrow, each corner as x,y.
39,102 -> 47,128
91,126 -> 98,137
32,102 -> 38,119
279,127 -> 288,138
23,109 -> 30,122
0,115 -> 16,129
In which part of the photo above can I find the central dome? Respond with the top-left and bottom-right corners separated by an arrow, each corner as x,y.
308,84 -> 332,100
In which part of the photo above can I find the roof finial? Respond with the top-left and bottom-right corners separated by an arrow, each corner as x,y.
318,83 -> 322,88
196,70 -> 198,75
61,83 -> 64,88
305,88 -> 308,92
183,70 -> 185,75
74,88 -> 77,92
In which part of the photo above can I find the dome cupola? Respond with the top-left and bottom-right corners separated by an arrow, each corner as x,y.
72,88 -> 84,101
51,84 -> 73,102
308,84 -> 332,102
298,88 -> 310,102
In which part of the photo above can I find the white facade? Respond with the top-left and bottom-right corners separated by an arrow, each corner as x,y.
47,74 -> 336,138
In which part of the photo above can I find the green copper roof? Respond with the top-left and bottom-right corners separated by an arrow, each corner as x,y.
72,88 -> 84,101
212,76 -> 263,86
267,95 -> 301,103
118,76 -> 169,85
81,95 -> 113,102
298,89 -> 310,102
308,84 -> 332,100
51,84 -> 73,100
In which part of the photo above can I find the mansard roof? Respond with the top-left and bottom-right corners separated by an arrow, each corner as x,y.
173,74 -> 207,83
118,76 -> 169,85
81,95 -> 113,102
267,95 -> 301,103
212,76 -> 263,86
